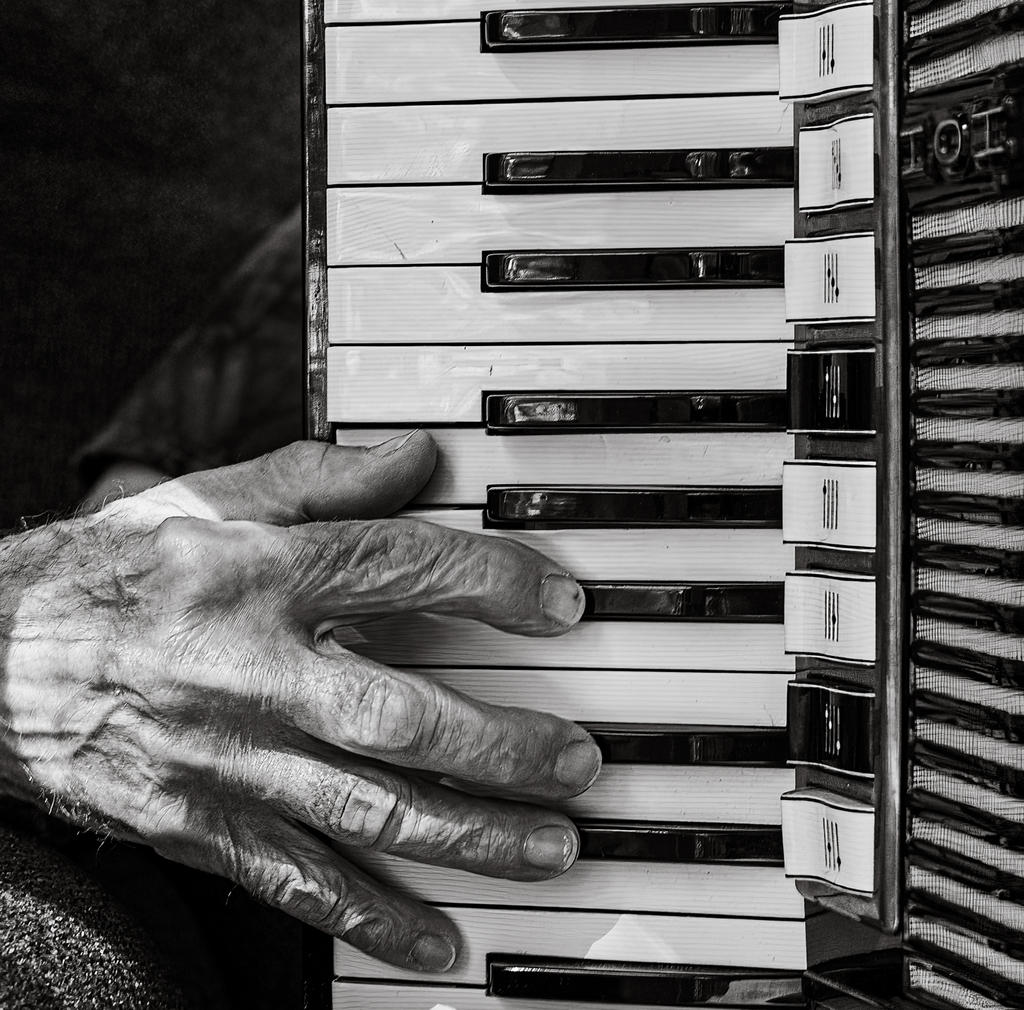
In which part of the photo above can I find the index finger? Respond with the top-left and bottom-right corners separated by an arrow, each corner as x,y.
285,649 -> 602,801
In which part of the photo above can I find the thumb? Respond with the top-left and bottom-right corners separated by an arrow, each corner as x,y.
154,432 -> 437,524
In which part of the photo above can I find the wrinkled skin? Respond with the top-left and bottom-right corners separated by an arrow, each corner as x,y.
0,433 -> 601,972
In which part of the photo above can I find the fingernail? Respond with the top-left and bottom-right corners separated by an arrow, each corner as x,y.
371,430 -> 419,455
540,573 -> 585,627
410,932 -> 458,972
555,740 -> 602,792
524,824 -> 579,871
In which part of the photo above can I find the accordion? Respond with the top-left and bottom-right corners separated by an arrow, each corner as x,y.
301,1 -> 1024,1007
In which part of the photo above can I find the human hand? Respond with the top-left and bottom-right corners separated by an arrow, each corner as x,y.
0,434 -> 601,972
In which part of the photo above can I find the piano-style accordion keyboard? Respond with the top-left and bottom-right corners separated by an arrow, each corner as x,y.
302,1 -> 1024,1007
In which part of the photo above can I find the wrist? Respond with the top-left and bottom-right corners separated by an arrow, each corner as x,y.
0,521 -> 110,812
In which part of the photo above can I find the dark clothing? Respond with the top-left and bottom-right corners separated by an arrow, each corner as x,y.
76,209 -> 305,485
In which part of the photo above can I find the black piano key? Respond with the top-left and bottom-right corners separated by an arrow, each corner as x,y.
576,821 -> 784,863
913,738 -> 1024,799
483,390 -> 788,432
913,441 -> 1024,471
485,486 -> 783,528
483,148 -> 794,190
915,541 -> 1024,580
582,582 -> 784,622
912,640 -> 1024,691
916,689 -> 1024,743
913,389 -> 1024,419
915,491 -> 1024,525
481,5 -> 788,51
912,335 -> 1023,367
787,350 -> 876,434
801,952 -> 903,1007
585,724 -> 788,765
486,955 -> 803,1006
913,589 -> 1024,635
482,248 -> 784,290
787,682 -> 875,776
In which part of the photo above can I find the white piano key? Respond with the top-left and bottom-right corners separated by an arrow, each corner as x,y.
326,0 -> 764,22
784,571 -> 876,664
327,187 -> 793,267
778,2 -> 874,103
329,97 -> 793,184
348,850 -> 804,917
335,907 -> 808,984
784,233 -> 876,323
420,668 -> 791,726
328,267 -> 793,345
327,343 -> 789,423
562,765 -> 796,823
798,114 -> 875,212
326,23 -> 782,105
334,985 -> 724,1010
782,460 -> 877,550
780,788 -> 875,895
405,508 -> 794,582
336,428 -> 793,502
346,614 -> 793,672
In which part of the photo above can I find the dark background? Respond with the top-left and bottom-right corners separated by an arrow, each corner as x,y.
1,0 -> 302,528
1,2 -> 308,1005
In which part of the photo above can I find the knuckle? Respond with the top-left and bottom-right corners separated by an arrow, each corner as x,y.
309,767 -> 413,852
344,673 -> 435,754
257,863 -> 348,930
343,915 -> 399,958
479,718 -> 535,787
275,440 -> 329,478
151,515 -> 211,561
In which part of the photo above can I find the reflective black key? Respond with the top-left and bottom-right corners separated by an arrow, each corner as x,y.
586,724 -> 787,764
483,248 -> 784,289
583,582 -> 784,621
915,541 -> 1024,580
577,821 -> 784,863
484,391 -> 788,432
484,148 -> 794,190
482,5 -> 788,50
487,955 -> 803,1006
914,589 -> 1024,635
915,491 -> 1024,525
788,682 -> 875,776
787,350 -> 876,434
912,640 -> 1024,691
913,389 -> 1024,419
485,486 -> 782,528
913,441 -> 1024,470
